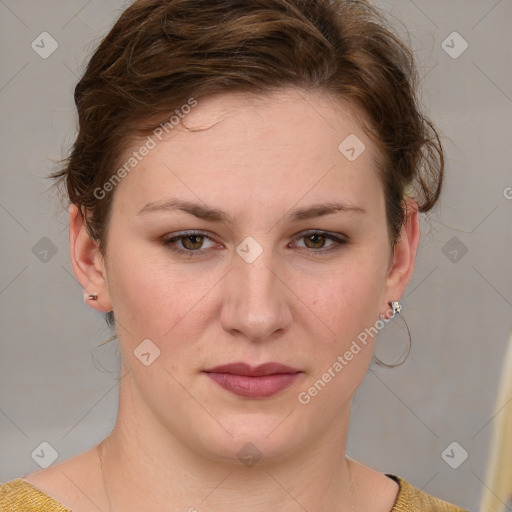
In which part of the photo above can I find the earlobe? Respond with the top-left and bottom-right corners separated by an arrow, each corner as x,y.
69,204 -> 113,313
380,198 -> 421,314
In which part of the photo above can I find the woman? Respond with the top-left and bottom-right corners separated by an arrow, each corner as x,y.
0,0 -> 467,510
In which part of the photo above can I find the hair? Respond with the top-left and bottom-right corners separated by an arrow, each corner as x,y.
52,0 -> 444,327
480,331 -> 512,512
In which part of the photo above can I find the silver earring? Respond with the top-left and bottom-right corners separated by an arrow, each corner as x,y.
374,300 -> 412,369
390,300 -> 402,316
84,293 -> 98,302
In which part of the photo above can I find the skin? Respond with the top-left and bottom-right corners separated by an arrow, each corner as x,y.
25,87 -> 420,511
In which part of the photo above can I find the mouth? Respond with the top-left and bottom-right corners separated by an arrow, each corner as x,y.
203,362 -> 304,399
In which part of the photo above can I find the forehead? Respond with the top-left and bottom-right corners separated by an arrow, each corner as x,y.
175,87 -> 370,155
111,87 -> 384,220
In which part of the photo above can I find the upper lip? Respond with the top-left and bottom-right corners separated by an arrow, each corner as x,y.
203,362 -> 301,376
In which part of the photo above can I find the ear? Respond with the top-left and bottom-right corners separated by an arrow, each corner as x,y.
380,198 -> 420,317
69,204 -> 113,313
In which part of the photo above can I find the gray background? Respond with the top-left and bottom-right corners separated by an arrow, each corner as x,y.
1,1 -> 511,511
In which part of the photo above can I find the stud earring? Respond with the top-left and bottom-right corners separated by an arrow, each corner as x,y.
390,300 -> 402,317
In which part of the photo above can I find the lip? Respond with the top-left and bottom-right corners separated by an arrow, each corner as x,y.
203,362 -> 303,399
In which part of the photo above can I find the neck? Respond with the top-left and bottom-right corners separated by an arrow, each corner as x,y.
96,377 -> 360,512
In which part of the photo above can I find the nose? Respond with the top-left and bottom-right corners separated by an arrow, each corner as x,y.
219,250 -> 293,342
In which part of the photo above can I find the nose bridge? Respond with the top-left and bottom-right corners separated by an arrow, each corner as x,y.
220,245 -> 291,341
238,254 -> 277,306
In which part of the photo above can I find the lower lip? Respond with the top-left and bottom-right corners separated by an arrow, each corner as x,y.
205,372 -> 302,399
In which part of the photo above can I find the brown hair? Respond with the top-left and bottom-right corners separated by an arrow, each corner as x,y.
54,0 -> 443,264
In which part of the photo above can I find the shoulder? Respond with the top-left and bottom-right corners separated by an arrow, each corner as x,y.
0,478 -> 72,512
388,475 -> 468,512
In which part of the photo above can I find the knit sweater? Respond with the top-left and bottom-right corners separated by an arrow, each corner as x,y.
0,474 -> 467,511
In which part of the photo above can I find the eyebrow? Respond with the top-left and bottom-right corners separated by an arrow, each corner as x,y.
137,198 -> 366,223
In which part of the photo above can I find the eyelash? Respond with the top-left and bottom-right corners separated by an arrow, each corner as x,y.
161,230 -> 347,257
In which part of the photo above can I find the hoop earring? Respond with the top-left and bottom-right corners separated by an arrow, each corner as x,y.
373,300 -> 412,369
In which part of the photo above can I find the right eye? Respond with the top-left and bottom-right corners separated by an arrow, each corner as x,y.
162,231 -> 218,256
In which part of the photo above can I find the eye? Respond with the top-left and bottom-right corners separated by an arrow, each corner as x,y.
293,231 -> 347,253
162,231 -> 217,255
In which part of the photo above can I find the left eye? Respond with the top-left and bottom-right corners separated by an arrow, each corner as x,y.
294,232 -> 340,250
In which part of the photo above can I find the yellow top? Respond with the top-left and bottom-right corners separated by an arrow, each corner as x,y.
0,475 -> 467,511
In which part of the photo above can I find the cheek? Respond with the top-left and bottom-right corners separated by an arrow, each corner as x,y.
292,250 -> 390,396
104,239 -> 228,352
294,268 -> 387,409
300,258 -> 389,341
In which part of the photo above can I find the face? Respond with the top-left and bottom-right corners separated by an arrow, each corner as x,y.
72,87 -> 418,465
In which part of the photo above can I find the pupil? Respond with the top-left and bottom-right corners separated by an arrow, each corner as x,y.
307,234 -> 324,248
185,235 -> 202,249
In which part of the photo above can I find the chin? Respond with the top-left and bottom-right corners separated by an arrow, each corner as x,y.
183,409 -> 312,468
